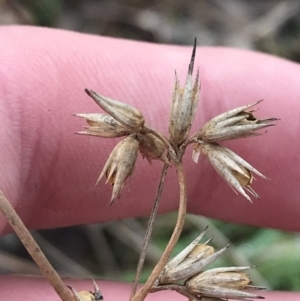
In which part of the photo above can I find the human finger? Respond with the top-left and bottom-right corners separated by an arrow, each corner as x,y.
0,26 -> 299,233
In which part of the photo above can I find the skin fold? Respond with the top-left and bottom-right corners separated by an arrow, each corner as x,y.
0,26 -> 299,300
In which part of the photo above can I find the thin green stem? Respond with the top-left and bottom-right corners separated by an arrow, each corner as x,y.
0,190 -> 74,301
130,163 -> 169,299
131,162 -> 187,301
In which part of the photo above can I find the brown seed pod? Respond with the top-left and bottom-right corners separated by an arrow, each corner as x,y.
85,89 -> 145,131
186,267 -> 264,300
68,279 -> 103,301
158,228 -> 229,284
169,38 -> 200,146
197,100 -> 278,143
97,134 -> 139,204
137,133 -> 170,165
75,113 -> 132,138
195,142 -> 268,202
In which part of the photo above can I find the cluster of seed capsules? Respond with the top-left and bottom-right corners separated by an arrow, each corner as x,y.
76,39 -> 277,204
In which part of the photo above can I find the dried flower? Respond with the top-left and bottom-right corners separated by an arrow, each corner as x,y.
197,100 -> 278,143
137,133 -> 170,165
158,229 -> 229,284
193,142 -> 268,202
186,266 -> 264,300
85,89 -> 145,131
68,279 -> 103,301
97,134 -> 139,204
75,113 -> 132,138
169,38 -> 200,146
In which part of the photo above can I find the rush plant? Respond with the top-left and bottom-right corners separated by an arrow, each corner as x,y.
0,39 -> 278,301
75,39 -> 278,301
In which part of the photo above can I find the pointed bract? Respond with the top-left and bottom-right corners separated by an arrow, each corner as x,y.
92,278 -> 104,300
197,100 -> 278,143
97,134 -> 139,204
158,228 -> 229,284
85,89 -> 145,131
198,142 -> 268,202
169,38 -> 200,146
75,113 -> 132,138
186,266 -> 264,300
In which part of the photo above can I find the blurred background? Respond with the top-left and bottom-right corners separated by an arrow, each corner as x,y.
1,0 -> 300,292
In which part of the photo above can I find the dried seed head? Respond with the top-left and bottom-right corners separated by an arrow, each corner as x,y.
197,100 -> 278,143
169,38 -> 200,146
97,134 -> 139,204
195,142 -> 268,202
137,133 -> 170,165
75,113 -> 132,138
68,281 -> 104,301
186,266 -> 264,300
158,228 -> 229,284
85,89 -> 145,131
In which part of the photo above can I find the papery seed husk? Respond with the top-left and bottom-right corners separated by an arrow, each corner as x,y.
201,266 -> 252,275
197,100 -> 278,143
169,69 -> 200,146
200,143 -> 268,202
205,100 -> 263,124
220,146 -> 268,179
186,268 -> 264,300
187,244 -> 214,259
78,291 -> 98,301
68,286 -> 96,301
85,89 -> 145,131
200,123 -> 275,143
169,39 -> 200,146
186,284 -> 263,300
76,113 -> 132,138
192,143 -> 202,163
137,133 -> 170,165
201,144 -> 253,202
159,244 -> 230,284
96,135 -> 139,203
194,272 -> 250,289
163,228 -> 208,272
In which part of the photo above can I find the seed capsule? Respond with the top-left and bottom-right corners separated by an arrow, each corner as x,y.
75,113 -> 132,138
85,89 -> 145,131
169,38 -> 200,146
68,279 -> 103,301
195,142 -> 268,202
137,133 -> 170,165
158,228 -> 229,284
197,100 -> 278,143
97,134 -> 139,204
186,266 -> 264,300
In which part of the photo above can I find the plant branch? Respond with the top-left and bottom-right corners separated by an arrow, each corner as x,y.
130,162 -> 169,298
131,161 -> 187,301
0,190 -> 74,301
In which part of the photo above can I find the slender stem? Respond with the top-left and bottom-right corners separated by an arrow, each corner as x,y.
0,190 -> 74,301
130,163 -> 169,299
131,162 -> 187,301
